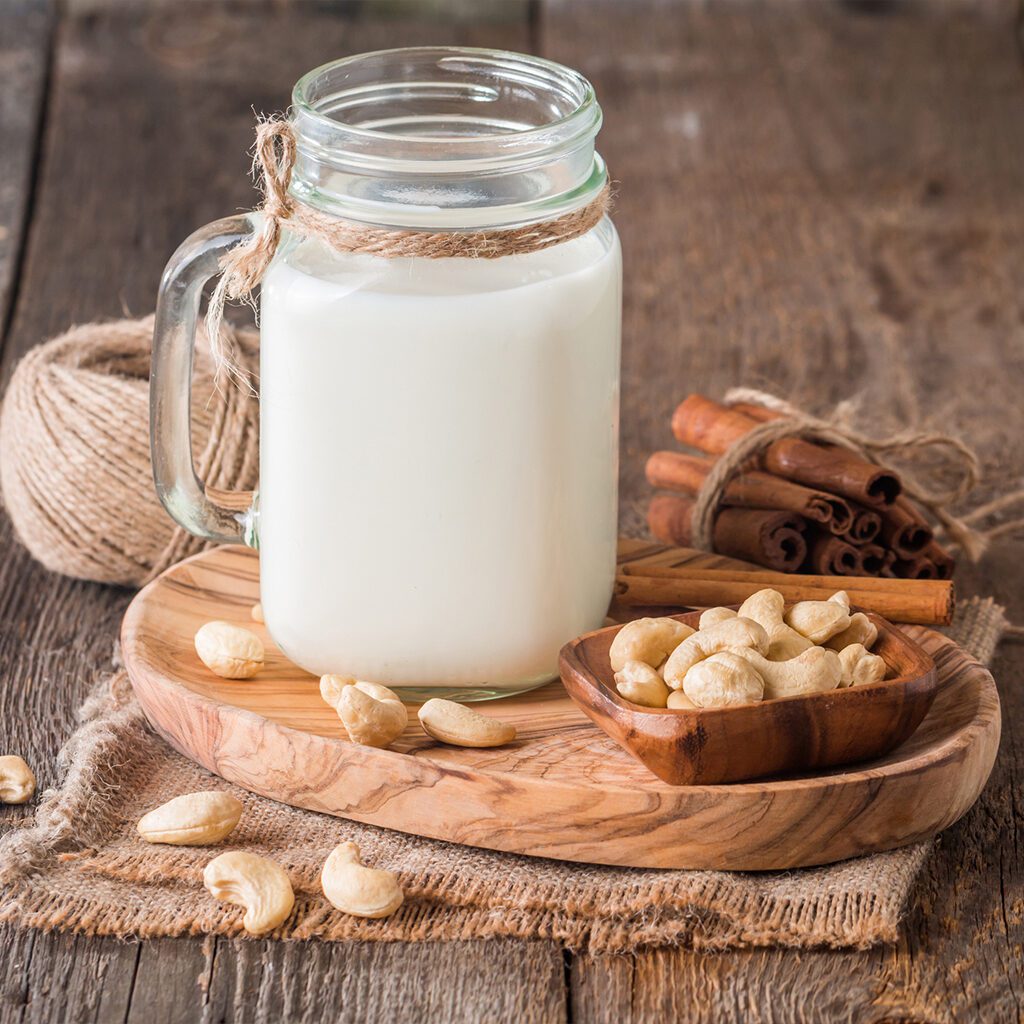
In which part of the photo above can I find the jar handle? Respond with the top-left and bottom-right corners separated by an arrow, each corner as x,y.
151,214 -> 258,545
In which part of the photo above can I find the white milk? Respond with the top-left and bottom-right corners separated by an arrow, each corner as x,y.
258,221 -> 621,692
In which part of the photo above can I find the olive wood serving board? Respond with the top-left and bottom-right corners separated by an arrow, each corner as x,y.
120,544 -> 1001,870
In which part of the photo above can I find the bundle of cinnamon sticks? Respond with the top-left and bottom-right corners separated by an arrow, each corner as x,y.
646,395 -> 955,579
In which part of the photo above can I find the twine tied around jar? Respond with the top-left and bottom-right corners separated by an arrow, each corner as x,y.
205,118 -> 613,383
688,387 -> 1024,562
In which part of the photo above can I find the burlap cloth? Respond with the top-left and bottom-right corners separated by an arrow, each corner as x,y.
0,598 -> 1005,953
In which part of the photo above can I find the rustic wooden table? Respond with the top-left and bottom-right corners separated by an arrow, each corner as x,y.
2,1 -> 1022,1021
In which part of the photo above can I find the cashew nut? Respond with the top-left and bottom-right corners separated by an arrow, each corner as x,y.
418,699 -> 516,748
737,589 -> 814,661
732,646 -> 842,699
609,616 -> 695,672
0,755 -> 35,804
667,690 -> 698,710
613,661 -> 670,708
838,643 -> 887,687
250,602 -> 264,623
203,851 -> 294,935
662,617 -> 769,690
825,612 -> 879,653
194,621 -> 264,679
321,841 -> 404,919
784,593 -> 852,644
321,674 -> 400,707
320,675 -> 408,748
698,607 -> 738,629
682,651 -> 765,708
137,791 -> 243,845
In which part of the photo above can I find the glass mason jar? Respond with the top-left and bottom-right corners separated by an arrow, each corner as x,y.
152,48 -> 622,700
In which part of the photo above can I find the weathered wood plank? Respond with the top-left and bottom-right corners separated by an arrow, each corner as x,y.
0,0 -> 52,343
0,4 -> 561,1024
122,939 -> 209,1024
201,937 -> 565,1024
0,929 -> 139,1024
538,0 -> 1024,1019
542,0 -> 1024,511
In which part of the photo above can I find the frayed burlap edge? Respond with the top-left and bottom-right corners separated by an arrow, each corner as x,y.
0,598 -> 1005,953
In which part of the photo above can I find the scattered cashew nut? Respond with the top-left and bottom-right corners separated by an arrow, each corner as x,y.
0,755 -> 35,804
662,617 -> 769,690
418,699 -> 516,748
784,593 -> 852,644
321,841 -> 404,919
250,602 -> 264,623
194,621 -> 264,679
203,851 -> 294,935
826,612 -> 879,653
320,675 -> 408,748
732,646 -> 842,699
614,661 -> 670,708
609,616 -> 695,672
738,589 -> 814,661
698,607 -> 737,629
137,791 -> 243,845
838,643 -> 887,687
682,651 -> 765,708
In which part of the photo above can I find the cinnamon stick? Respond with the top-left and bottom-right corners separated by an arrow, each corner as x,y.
804,534 -> 859,575
615,564 -> 954,626
923,541 -> 955,580
879,497 -> 933,558
844,505 -> 882,545
857,544 -> 887,576
645,451 -> 853,533
893,556 -> 938,580
648,495 -> 807,572
674,395 -> 901,507
739,404 -> 935,560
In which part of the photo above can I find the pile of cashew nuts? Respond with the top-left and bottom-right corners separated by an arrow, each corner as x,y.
610,588 -> 887,710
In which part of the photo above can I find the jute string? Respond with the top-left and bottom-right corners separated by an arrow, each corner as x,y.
0,316 -> 259,586
205,118 -> 613,381
688,387 -> 1024,564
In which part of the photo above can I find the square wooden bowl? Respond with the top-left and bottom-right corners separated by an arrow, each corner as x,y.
558,609 -> 938,785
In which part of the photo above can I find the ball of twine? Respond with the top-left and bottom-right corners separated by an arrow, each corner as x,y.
0,315 -> 259,587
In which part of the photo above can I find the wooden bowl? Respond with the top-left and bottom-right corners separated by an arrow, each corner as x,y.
559,610 -> 937,785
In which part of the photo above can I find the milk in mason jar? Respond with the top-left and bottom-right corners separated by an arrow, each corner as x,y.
258,221 -> 621,690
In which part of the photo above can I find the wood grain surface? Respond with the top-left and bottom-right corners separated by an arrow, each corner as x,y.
0,1 -> 50,338
2,0 -> 1024,1021
122,545 -> 997,870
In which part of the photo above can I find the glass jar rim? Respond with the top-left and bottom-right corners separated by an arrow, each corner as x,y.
294,47 -> 598,140
291,46 -> 601,164
288,47 -> 607,230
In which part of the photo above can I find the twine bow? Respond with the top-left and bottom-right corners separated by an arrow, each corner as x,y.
690,387 -> 1024,562
204,117 -> 613,384
205,120 -> 297,385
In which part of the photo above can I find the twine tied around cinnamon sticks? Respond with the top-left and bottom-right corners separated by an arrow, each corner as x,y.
205,117 -> 613,382
687,387 -> 1022,563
